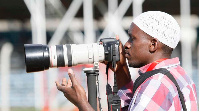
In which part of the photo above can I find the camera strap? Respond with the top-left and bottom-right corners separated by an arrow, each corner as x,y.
132,68 -> 187,111
106,64 -> 121,111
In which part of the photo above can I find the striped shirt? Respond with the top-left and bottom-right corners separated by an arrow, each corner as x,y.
118,57 -> 198,111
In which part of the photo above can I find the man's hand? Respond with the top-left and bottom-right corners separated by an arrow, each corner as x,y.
115,36 -> 127,71
55,69 -> 94,111
105,36 -> 131,89
114,37 -> 132,89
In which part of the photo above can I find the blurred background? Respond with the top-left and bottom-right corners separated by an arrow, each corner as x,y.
0,0 -> 199,111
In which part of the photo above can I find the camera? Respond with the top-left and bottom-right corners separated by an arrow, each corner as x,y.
24,38 -> 120,73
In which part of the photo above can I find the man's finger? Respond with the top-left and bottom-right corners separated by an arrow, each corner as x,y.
55,81 -> 63,91
116,35 -> 119,40
68,68 -> 78,86
67,78 -> 72,87
55,81 -> 59,86
61,78 -> 67,86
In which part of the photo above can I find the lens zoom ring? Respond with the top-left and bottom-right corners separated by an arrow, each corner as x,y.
56,45 -> 65,67
66,44 -> 72,67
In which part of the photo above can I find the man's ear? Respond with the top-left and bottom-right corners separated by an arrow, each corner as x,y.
149,38 -> 158,53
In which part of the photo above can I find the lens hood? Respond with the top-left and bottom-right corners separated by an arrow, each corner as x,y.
24,44 -> 50,73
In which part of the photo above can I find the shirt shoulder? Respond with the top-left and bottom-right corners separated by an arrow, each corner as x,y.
135,67 -> 197,111
131,72 -> 174,111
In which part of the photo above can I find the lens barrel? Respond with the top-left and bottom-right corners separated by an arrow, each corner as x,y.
24,44 -> 50,73
24,43 -> 105,73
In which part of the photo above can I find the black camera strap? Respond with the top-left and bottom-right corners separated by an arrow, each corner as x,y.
132,68 -> 187,111
106,64 -> 113,111
106,63 -> 121,111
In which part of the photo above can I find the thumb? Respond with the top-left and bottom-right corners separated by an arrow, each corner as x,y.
68,68 -> 78,86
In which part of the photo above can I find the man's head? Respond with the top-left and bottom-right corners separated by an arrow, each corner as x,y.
124,11 -> 180,68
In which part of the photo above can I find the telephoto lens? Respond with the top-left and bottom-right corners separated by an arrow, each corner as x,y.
24,43 -> 105,73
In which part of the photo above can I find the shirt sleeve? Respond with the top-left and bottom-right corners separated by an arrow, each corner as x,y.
117,80 -> 134,110
129,77 -> 173,111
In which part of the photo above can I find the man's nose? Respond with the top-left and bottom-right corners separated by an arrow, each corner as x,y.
124,41 -> 131,50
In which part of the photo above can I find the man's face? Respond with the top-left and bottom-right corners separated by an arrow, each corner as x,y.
124,23 -> 151,68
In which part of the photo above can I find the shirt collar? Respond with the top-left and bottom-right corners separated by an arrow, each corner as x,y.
139,57 -> 180,74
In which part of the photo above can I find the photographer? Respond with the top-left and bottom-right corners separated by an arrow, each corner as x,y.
55,11 -> 198,111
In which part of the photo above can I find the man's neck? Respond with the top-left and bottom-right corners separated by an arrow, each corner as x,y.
148,54 -> 171,64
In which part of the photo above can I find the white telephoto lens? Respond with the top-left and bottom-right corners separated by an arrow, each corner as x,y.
49,43 -> 105,67
70,43 -> 105,66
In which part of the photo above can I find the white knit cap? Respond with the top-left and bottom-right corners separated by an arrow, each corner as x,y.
133,11 -> 180,48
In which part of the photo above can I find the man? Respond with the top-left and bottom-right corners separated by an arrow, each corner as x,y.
55,11 -> 198,111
